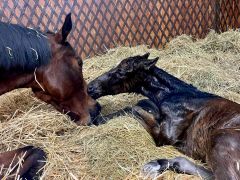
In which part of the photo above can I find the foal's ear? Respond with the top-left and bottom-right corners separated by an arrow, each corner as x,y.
141,53 -> 150,59
56,13 -> 72,44
142,57 -> 159,70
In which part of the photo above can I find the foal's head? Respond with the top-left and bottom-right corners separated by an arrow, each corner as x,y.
33,14 -> 100,125
88,53 -> 158,99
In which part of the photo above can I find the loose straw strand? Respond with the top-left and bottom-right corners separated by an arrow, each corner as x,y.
34,68 -> 45,92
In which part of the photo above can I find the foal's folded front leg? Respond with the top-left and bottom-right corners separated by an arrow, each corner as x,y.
141,157 -> 213,179
91,106 -> 133,125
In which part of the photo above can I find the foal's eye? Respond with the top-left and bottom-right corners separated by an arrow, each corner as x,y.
78,60 -> 83,67
77,57 -> 83,67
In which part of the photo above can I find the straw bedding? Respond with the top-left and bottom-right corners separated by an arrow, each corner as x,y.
0,30 -> 239,179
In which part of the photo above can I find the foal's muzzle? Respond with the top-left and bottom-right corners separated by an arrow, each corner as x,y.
87,83 -> 102,99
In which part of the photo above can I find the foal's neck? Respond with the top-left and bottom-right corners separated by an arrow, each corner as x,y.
151,67 -> 199,93
139,66 -> 214,105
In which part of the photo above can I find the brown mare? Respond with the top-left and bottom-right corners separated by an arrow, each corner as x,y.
0,13 -> 100,178
0,13 -> 100,125
88,53 -> 240,179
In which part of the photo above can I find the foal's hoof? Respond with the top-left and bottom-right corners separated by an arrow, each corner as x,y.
141,159 -> 170,179
141,160 -> 161,179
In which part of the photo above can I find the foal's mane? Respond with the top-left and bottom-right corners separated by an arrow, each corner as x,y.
0,21 -> 51,71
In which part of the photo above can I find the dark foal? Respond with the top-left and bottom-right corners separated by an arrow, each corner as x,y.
0,13 -> 100,126
0,146 -> 46,179
88,53 -> 240,179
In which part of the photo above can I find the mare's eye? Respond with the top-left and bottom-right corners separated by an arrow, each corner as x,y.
78,60 -> 83,67
77,57 -> 83,67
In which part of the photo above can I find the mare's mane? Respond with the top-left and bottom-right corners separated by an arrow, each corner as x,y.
0,21 -> 51,71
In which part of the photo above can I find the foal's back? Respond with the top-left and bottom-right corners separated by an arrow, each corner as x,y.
184,97 -> 240,160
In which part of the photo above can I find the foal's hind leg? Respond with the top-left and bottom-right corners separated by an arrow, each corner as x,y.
207,129 -> 240,180
0,146 -> 46,179
141,157 -> 213,179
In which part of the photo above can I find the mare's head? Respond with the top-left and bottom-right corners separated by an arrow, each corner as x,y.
88,53 -> 159,99
33,14 -> 100,125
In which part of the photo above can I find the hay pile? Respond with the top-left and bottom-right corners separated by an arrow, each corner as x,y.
0,30 -> 239,179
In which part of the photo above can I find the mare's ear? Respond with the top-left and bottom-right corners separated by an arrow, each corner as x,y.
142,57 -> 159,70
55,13 -> 72,44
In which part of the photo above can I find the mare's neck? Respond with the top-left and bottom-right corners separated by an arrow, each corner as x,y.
0,71 -> 34,95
